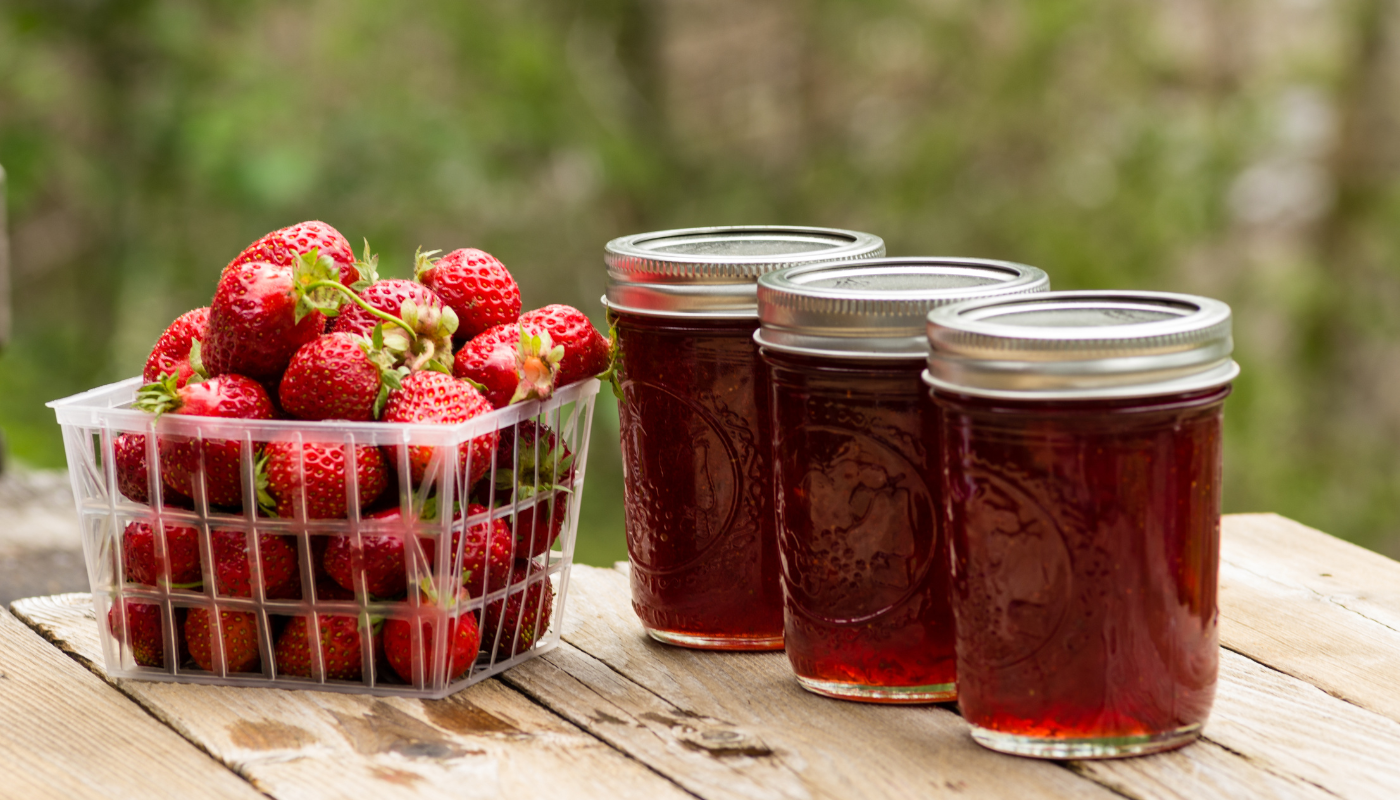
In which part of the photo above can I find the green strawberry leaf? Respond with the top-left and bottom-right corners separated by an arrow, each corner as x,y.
254,453 -> 278,517
132,373 -> 183,419
187,338 -> 209,384
412,247 -> 442,283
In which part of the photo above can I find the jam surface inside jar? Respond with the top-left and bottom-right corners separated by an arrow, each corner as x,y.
613,311 -> 784,648
767,351 -> 955,701
937,387 -> 1226,757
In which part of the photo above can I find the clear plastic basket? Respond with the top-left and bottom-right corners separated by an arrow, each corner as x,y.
47,376 -> 599,699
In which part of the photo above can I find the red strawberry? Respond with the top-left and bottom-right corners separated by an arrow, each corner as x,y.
416,503 -> 514,598
322,508 -> 418,598
518,304 -> 610,388
274,614 -> 368,680
330,279 -> 457,374
416,247 -> 521,342
143,307 -> 211,388
204,259 -> 330,382
384,605 -> 481,684
257,440 -> 388,520
224,221 -> 364,287
453,504 -> 515,598
491,422 -> 574,558
134,373 -> 277,507
122,517 -> 203,588
483,566 -> 554,658
382,371 -> 499,486
310,536 -> 358,601
108,600 -> 167,668
278,333 -> 387,421
114,433 -> 193,506
211,529 -> 301,599
453,306 -> 608,407
186,607 -> 262,673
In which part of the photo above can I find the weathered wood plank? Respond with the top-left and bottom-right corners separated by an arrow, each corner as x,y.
556,564 -> 1124,800
13,593 -> 694,800
1205,648 -> 1400,800
1220,514 -> 1400,724
0,606 -> 264,800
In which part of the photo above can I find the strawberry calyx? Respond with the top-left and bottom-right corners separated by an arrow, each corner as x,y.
596,313 -> 623,402
494,435 -> 574,500
350,239 -> 380,292
133,373 -> 185,419
293,251 -> 421,347
186,338 -> 210,385
398,297 -> 458,374
412,247 -> 442,283
360,324 -> 412,417
509,326 -> 565,405
253,453 -> 278,517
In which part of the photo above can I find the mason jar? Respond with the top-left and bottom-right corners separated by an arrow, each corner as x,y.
925,291 -> 1239,758
604,226 -> 885,649
756,257 -> 1049,700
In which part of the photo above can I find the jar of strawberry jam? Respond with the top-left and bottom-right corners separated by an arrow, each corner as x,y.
605,226 -> 886,649
756,257 -> 1049,701
925,291 -> 1239,758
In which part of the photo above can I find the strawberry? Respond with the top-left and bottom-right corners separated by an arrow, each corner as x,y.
381,371 -> 498,486
274,614 -> 369,680
224,221 -> 366,287
452,323 -> 563,408
257,440 -> 388,520
185,607 -> 262,673
449,504 -> 514,599
383,602 -> 481,684
143,307 -> 211,388
453,306 -> 608,407
278,333 -> 389,421
114,433 -> 193,506
412,502 -> 514,598
415,247 -> 521,342
310,536 -> 357,601
203,258 -> 332,382
321,508 -> 418,598
518,304 -> 610,388
122,517 -> 203,588
490,422 -> 574,558
211,529 -> 302,599
108,599 -> 167,668
330,279 -> 457,374
134,373 -> 277,507
483,565 -> 554,657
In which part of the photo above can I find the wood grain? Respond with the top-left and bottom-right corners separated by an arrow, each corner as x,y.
13,593 -> 694,800
1220,514 -> 1400,724
556,564 -> 1124,800
0,607 -> 264,800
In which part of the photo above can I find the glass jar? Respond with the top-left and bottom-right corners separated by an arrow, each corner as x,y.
605,226 -> 885,649
757,257 -> 1049,700
925,291 -> 1239,758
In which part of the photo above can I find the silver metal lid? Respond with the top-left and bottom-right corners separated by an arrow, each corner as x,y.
755,257 -> 1050,359
925,290 -> 1240,399
604,225 -> 885,317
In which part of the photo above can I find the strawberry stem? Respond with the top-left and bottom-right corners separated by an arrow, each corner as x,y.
301,279 -> 420,345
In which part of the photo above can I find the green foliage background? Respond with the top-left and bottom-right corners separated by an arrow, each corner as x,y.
3,0 -> 1400,562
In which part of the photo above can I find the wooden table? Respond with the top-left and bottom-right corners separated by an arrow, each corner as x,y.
4,513 -> 1399,800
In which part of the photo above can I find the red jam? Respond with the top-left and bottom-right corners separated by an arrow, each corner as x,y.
765,351 -> 955,700
935,387 -> 1226,747
612,312 -> 784,648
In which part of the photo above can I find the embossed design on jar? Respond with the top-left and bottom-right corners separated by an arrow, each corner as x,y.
620,379 -> 741,574
955,467 -> 1073,670
777,426 -> 935,624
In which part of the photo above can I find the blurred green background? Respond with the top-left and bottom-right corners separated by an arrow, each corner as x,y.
3,0 -> 1400,562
